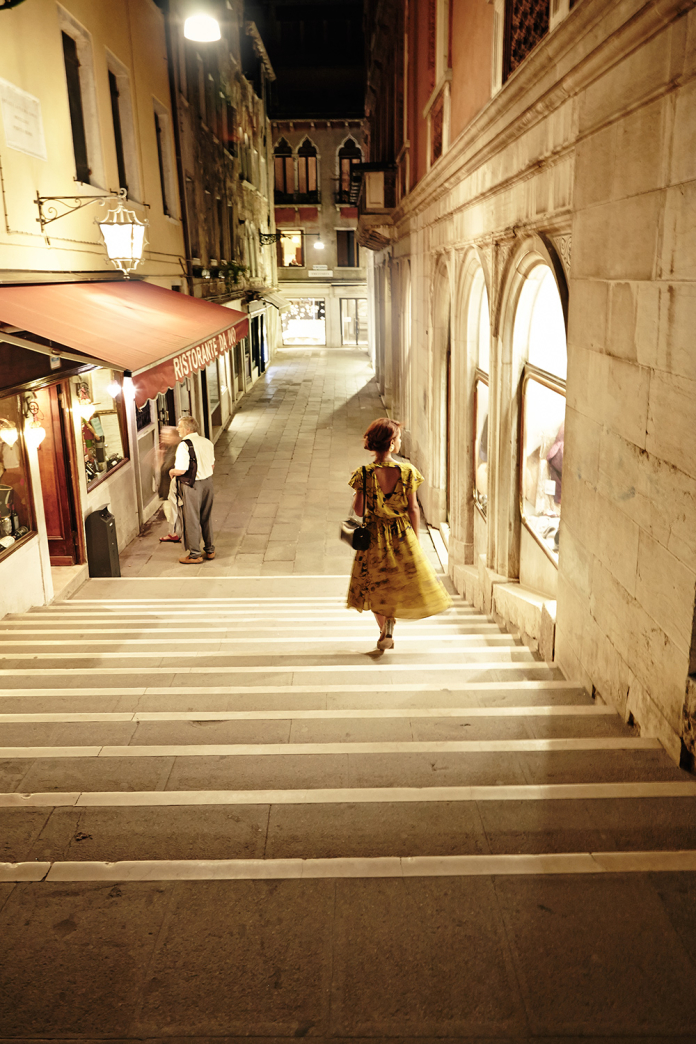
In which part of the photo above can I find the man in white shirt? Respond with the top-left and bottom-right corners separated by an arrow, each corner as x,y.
169,415 -> 216,564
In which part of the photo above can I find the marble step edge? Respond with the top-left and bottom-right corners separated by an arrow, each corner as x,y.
0,737 -> 663,758
4,850 -> 696,882
0,705 -> 617,723
0,663 -> 558,678
2,781 -> 695,807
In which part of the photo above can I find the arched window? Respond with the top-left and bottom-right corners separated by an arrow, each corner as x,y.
274,137 -> 293,199
337,137 -> 361,203
515,264 -> 566,567
468,267 -> 491,519
297,137 -> 318,200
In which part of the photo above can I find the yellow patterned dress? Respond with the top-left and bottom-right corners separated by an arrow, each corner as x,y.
346,461 -> 453,619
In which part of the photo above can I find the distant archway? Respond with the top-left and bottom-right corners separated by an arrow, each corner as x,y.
431,256 -> 452,524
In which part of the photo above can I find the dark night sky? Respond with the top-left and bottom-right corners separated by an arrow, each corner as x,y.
245,0 -> 366,119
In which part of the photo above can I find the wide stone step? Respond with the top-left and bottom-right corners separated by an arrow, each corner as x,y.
0,711 -> 634,748
0,680 -> 589,713
3,747 -> 685,795
3,795 -> 696,864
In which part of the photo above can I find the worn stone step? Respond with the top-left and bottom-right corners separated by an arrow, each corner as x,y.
3,795 -> 696,864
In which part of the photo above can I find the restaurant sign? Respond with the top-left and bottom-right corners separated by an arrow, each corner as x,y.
131,319 -> 249,407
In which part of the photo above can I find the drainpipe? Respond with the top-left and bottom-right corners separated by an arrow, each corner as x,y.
161,0 -> 194,295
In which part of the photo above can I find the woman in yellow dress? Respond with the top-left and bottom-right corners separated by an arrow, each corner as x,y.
347,418 -> 452,649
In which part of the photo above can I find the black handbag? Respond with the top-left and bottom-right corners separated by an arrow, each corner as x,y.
340,466 -> 372,551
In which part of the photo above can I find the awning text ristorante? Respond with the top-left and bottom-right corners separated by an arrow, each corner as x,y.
131,319 -> 248,407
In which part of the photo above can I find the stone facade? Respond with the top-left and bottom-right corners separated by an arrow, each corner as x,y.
272,120 -> 369,349
360,0 -> 696,763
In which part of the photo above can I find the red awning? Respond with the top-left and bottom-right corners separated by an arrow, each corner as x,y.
0,281 -> 248,407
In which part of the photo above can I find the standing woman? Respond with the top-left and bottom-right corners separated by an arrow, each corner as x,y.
347,418 -> 452,649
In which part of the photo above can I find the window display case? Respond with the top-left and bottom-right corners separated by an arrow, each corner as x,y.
0,394 -> 35,557
520,367 -> 565,563
76,371 -> 129,490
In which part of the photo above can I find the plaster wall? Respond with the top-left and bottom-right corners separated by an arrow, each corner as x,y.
370,0 -> 696,761
0,0 -> 185,282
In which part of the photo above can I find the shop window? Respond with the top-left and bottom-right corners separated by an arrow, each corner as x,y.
0,394 -> 35,557
336,229 -> 358,267
468,267 -> 491,517
277,229 -> 304,268
76,372 -> 129,489
514,264 -> 567,564
341,298 -> 368,345
281,299 -> 326,346
297,138 -> 318,201
337,137 -> 361,203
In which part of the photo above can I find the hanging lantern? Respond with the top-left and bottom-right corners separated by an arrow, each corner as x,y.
97,201 -> 148,276
184,13 -> 221,41
0,419 -> 19,447
24,397 -> 46,448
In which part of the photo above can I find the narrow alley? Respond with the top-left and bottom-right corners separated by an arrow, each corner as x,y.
1,347 -> 696,1040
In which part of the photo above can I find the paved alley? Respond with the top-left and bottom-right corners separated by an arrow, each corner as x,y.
1,347 -> 696,1041
121,347 -> 401,578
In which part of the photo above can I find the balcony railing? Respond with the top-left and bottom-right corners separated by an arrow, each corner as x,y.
274,190 -> 320,206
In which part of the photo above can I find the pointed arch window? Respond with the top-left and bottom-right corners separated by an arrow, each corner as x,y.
274,138 -> 294,201
297,138 -> 318,201
337,137 -> 361,203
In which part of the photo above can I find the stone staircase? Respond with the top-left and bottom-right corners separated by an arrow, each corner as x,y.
1,575 -> 696,1039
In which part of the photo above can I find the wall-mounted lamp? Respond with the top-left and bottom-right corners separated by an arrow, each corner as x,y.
0,419 -> 19,447
314,240 -> 325,250
35,189 -> 148,276
75,383 -> 99,422
23,396 -> 46,448
184,11 -> 221,41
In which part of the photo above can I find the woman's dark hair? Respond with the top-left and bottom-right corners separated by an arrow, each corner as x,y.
364,418 -> 402,453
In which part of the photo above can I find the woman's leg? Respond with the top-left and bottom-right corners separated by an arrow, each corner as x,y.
373,612 -> 385,633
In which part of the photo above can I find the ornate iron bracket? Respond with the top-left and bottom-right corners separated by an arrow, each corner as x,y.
34,187 -> 149,232
259,230 -> 284,246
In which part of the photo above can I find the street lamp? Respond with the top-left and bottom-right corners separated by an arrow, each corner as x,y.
314,240 -> 325,250
184,12 -> 221,41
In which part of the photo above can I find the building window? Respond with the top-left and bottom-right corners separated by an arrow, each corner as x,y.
186,175 -> 199,257
216,198 -> 224,260
0,394 -> 35,558
340,299 -> 368,345
62,31 -> 90,183
337,138 -> 361,203
227,203 -> 235,260
281,299 -> 326,345
297,137 -> 318,201
504,0 -> 550,81
108,71 -> 127,192
153,102 -> 176,218
515,264 -> 567,564
75,371 -> 128,490
336,229 -> 358,267
274,138 -> 294,201
277,229 -> 304,268
468,267 -> 491,518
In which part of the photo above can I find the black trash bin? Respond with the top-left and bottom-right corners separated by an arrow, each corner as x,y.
85,506 -> 121,577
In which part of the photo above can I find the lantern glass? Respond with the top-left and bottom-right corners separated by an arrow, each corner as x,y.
98,203 -> 147,275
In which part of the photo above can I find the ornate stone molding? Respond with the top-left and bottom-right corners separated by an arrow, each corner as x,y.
551,233 -> 572,279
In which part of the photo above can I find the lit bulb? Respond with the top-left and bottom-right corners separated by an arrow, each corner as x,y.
106,382 -> 121,398
122,376 -> 136,403
25,423 -> 46,448
78,403 -> 97,422
0,426 -> 19,447
314,240 -> 324,250
184,13 -> 221,41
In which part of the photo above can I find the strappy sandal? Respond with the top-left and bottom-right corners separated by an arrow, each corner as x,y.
376,618 -> 395,650
159,534 -> 181,542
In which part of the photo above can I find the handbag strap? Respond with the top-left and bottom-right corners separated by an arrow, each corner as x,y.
361,466 -> 367,521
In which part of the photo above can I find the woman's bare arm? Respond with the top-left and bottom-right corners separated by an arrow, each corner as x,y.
406,491 -> 419,537
353,489 -> 364,516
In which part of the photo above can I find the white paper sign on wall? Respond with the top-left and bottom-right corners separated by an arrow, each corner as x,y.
0,77 -> 47,161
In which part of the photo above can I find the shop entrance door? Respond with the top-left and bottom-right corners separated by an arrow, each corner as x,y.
36,384 -> 81,566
